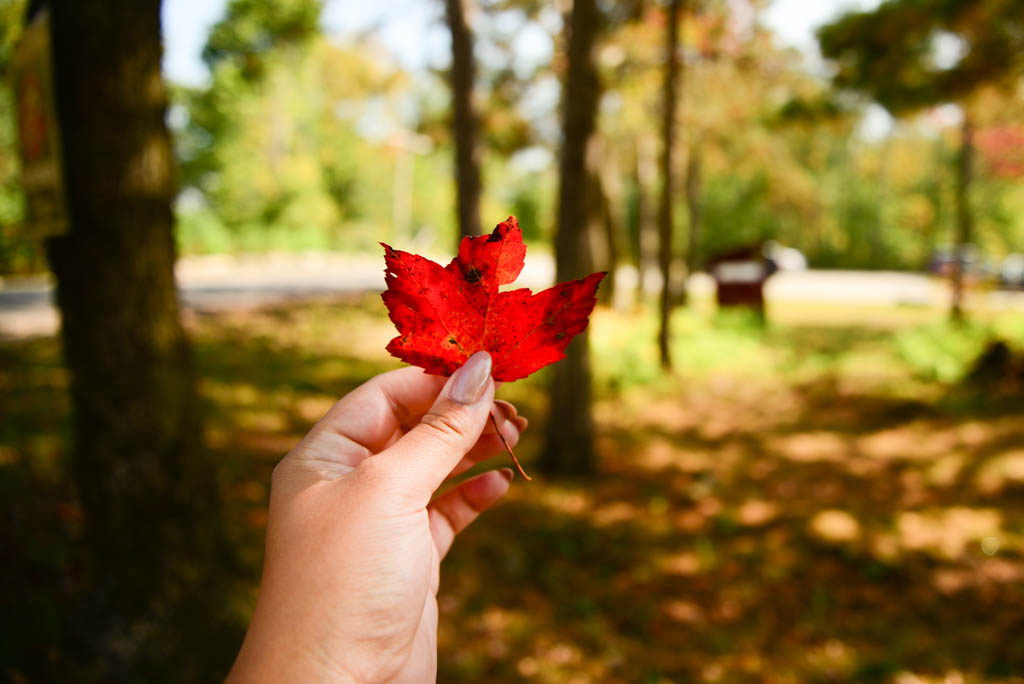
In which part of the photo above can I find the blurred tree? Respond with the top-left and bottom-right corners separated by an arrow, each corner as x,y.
657,0 -> 683,369
818,0 -> 1024,319
684,141 -> 702,275
0,0 -> 34,273
589,136 -> 623,306
444,0 -> 483,244
596,12 -> 663,305
177,0 -> 420,253
202,0 -> 321,80
632,137 -> 657,303
540,0 -> 603,475
43,0 -> 239,677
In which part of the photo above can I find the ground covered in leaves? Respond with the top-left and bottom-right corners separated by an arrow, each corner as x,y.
2,295 -> 1023,683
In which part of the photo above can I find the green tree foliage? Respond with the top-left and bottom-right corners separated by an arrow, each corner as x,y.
174,0 -> 444,253
159,0 -> 1022,273
0,0 -> 37,273
202,0 -> 321,79
818,0 -> 1023,114
595,1 -> 1024,275
819,0 -> 1024,316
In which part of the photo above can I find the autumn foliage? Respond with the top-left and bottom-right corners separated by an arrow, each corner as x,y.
382,216 -> 605,382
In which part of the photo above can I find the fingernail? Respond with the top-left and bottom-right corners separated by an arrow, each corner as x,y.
494,400 -> 518,420
499,468 -> 514,482
499,419 -> 520,446
449,351 -> 492,405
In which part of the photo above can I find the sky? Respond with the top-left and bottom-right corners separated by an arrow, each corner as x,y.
161,0 -> 883,88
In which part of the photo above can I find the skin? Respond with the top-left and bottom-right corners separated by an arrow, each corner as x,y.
227,353 -> 526,683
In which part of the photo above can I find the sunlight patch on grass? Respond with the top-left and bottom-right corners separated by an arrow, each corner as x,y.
804,639 -> 857,681
535,486 -> 592,516
662,599 -> 705,624
857,423 -> 957,462
591,501 -> 637,527
973,450 -> 1024,495
635,438 -> 713,472
897,508 -> 1003,559
810,510 -> 862,543
932,558 -> 1024,595
925,453 -> 966,488
771,432 -> 850,463
893,669 -> 967,684
658,551 -> 702,576
736,499 -> 779,527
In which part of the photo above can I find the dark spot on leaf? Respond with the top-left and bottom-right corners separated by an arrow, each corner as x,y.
448,337 -> 456,345
487,230 -> 502,242
464,266 -> 482,284
556,332 -> 566,340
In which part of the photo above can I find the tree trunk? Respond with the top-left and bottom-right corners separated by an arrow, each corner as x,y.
685,142 -> 702,276
46,1 -> 238,677
445,0 -> 482,246
951,113 -> 973,322
540,0 -> 602,475
657,0 -> 683,369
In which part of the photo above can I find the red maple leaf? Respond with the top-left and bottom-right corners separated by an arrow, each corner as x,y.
382,216 -> 605,382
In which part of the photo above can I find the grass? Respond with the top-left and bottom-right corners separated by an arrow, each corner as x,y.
2,296 -> 1024,682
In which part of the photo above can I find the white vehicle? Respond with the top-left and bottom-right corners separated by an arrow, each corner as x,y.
763,240 -> 807,272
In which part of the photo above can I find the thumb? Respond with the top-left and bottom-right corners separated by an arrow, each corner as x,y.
375,351 -> 495,501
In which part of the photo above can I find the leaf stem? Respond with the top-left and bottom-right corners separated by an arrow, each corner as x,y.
489,411 -> 532,481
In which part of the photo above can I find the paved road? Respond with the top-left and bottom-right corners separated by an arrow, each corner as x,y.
1,253 -> 1022,339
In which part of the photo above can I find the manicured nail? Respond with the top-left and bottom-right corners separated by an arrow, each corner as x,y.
494,400 -> 518,420
498,418 -> 520,446
499,468 -> 514,482
449,351 -> 492,405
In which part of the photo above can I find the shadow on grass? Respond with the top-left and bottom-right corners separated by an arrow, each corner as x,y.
442,391 -> 1024,681
2,301 -> 1023,682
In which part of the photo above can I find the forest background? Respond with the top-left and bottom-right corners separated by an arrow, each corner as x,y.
2,0 -> 1022,274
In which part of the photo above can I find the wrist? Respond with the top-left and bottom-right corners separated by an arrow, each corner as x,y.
227,612 -> 360,684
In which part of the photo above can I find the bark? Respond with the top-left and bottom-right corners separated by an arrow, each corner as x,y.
45,1 -> 238,677
951,114 -> 973,322
657,0 -> 683,369
445,0 -> 483,245
540,0 -> 602,475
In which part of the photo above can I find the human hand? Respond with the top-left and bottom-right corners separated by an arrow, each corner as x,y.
227,351 -> 526,683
